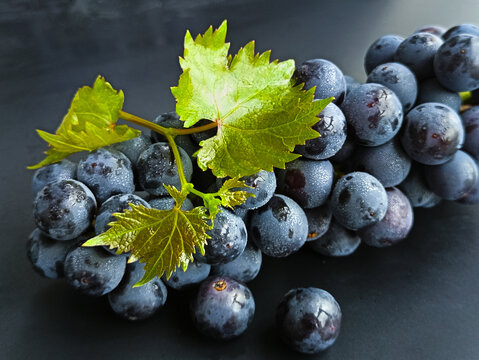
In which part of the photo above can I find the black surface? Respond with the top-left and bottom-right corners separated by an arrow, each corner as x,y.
2,1 -> 479,359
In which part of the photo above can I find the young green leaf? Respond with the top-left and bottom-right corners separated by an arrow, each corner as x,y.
217,178 -> 254,209
28,76 -> 140,169
82,186 -> 210,287
171,21 -> 333,178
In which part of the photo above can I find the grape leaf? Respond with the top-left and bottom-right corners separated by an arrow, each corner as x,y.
171,21 -> 333,178
28,76 -> 140,169
82,185 -> 210,287
217,178 -> 254,209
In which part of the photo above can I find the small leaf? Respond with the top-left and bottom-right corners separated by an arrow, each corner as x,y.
82,195 -> 210,286
28,76 -> 140,169
217,178 -> 254,209
171,21 -> 333,178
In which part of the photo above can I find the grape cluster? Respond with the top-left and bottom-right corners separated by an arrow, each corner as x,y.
27,22 -> 479,355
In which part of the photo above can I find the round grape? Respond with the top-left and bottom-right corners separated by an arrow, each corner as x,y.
309,220 -> 361,257
31,159 -> 77,196
364,34 -> 404,74
211,243 -> 262,283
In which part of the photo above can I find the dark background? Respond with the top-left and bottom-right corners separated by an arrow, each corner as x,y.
1,0 -> 479,359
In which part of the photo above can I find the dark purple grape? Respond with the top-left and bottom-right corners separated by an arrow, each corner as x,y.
364,34 -> 404,74
366,62 -> 418,111
309,220 -> 361,256
457,163 -> 479,204
304,204 -> 332,242
330,135 -> 356,163
414,25 -> 447,37
211,243 -> 262,283
442,24 -> 479,41
294,59 -> 346,104
95,194 -> 150,235
195,209 -> 247,265
64,247 -> 126,296
417,78 -> 461,112
353,140 -> 411,188
424,150 -> 478,200
33,179 -> 96,241
164,261 -> 211,290
77,148 -> 135,204
236,170 -> 276,210
341,83 -> 403,147
434,35 -> 479,92
398,162 -> 441,207
295,103 -> 347,160
151,112 -> 198,156
31,159 -> 77,196
461,106 -> 479,161
108,262 -> 167,321
249,194 -> 308,258
400,103 -> 464,165
394,32 -> 443,79
191,276 -> 255,340
276,287 -> 341,354
358,187 -> 413,247
110,135 -> 152,168
276,159 -> 334,209
330,172 -> 388,231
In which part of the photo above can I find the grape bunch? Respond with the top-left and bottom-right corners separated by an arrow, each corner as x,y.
27,22 -> 479,355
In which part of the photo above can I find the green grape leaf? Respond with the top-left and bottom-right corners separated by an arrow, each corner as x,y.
217,178 -> 254,209
82,186 -> 210,287
28,76 -> 140,169
171,20 -> 333,178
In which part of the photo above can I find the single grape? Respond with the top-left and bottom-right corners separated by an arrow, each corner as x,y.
442,24 -> 479,40
330,135 -> 356,163
77,148 -> 135,204
276,159 -> 334,209
232,206 -> 249,221
195,209 -> 247,265
33,179 -> 96,240
27,228 -> 82,279
461,106 -> 479,161
344,75 -> 360,96
276,287 -> 341,354
64,247 -> 126,296
107,261 -> 167,321
416,78 -> 461,112
295,103 -> 347,160
163,261 -> 211,290
400,103 -> 464,165
398,163 -> 441,207
414,25 -> 447,37
457,164 -> 479,204
151,112 -> 199,156
211,243 -> 262,283
236,170 -> 276,210
394,32 -> 443,79
137,143 -> 193,196
364,34 -> 404,74
294,59 -> 346,104
353,140 -> 411,188
191,276 -> 255,340
249,194 -> 308,258
358,187 -> 414,247
148,196 -> 194,211
424,150 -> 478,200
340,83 -> 403,147
31,159 -> 77,196
309,219 -> 361,257
434,35 -> 479,92
304,204 -> 332,242
110,135 -> 152,168
95,194 -> 150,235
330,172 -> 388,231
367,62 -> 417,112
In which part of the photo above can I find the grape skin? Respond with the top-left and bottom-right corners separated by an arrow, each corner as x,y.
33,179 -> 96,241
364,34 -> 404,74
442,23 -> 479,41
414,25 -> 447,37
276,287 -> 341,354
148,196 -> 194,211
461,106 -> 479,161
31,159 -> 77,196
417,78 -> 461,112
236,170 -> 276,210
211,243 -> 262,283
191,276 -> 255,340
110,134 -> 152,168
424,150 -> 478,200
400,102 -> 464,165
341,83 -> 403,147
304,204 -> 332,242
163,261 -> 211,290
358,187 -> 414,248
330,172 -> 388,231
108,262 -> 167,321
64,247 -> 126,296
276,159 -> 334,209
398,162 -> 442,208
309,220 -> 361,257
249,194 -> 308,258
